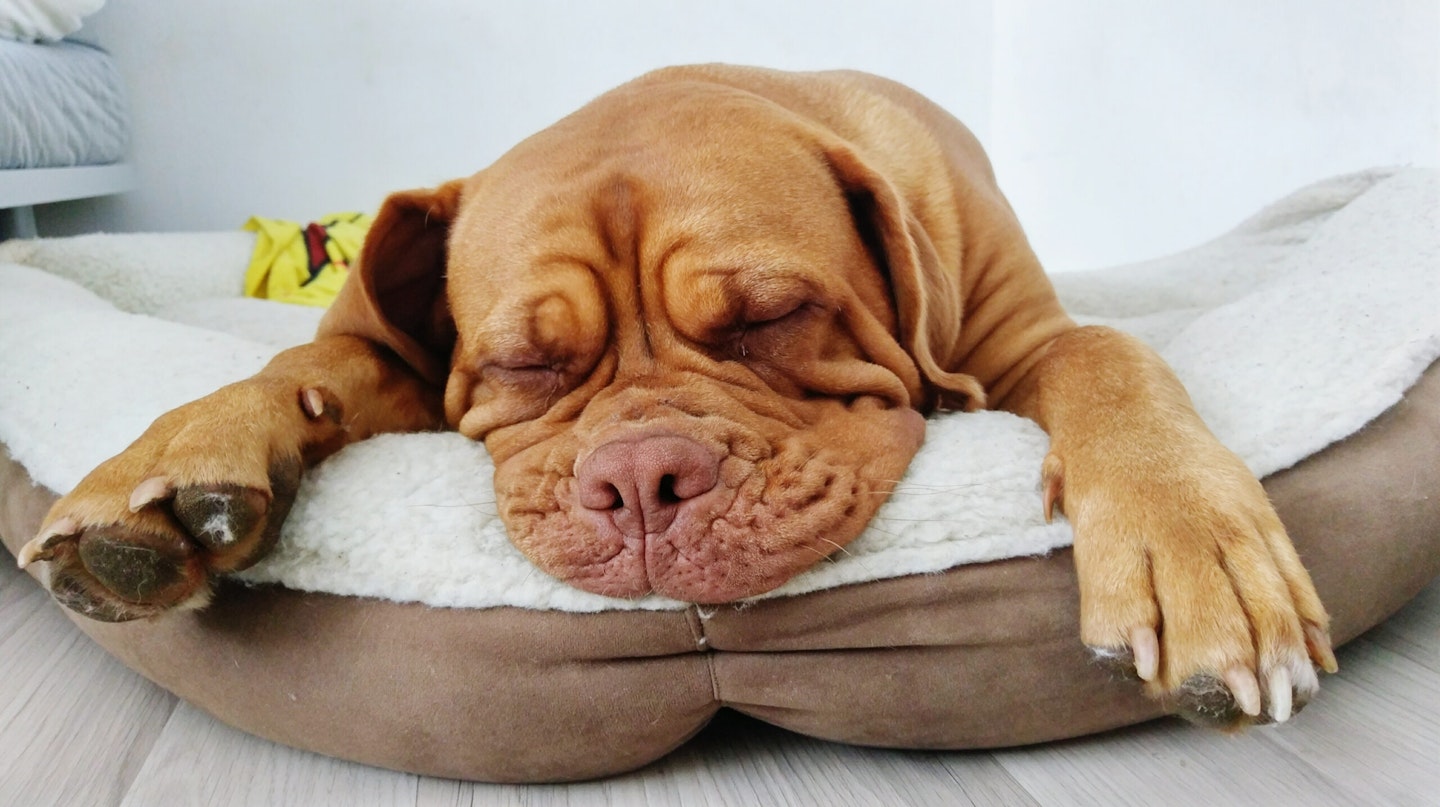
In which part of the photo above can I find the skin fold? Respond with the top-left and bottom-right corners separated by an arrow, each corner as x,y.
22,64 -> 1335,728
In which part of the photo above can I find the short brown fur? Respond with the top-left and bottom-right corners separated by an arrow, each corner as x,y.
24,65 -> 1333,727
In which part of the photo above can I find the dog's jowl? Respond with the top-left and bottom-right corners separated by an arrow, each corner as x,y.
22,65 -> 1334,728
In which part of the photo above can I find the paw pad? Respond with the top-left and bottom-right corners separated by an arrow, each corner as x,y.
172,485 -> 269,553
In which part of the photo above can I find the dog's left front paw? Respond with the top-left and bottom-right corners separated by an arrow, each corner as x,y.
1048,441 -> 1338,729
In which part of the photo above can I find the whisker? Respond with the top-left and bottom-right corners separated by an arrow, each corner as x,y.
814,538 -> 883,577
866,484 -> 985,497
800,544 -> 837,563
409,500 -> 499,510
869,516 -> 967,524
858,522 -> 904,540
874,480 -> 986,490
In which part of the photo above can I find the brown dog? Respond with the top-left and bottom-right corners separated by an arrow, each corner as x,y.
19,65 -> 1334,728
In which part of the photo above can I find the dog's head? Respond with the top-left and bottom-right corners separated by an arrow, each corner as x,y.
322,72 -> 983,602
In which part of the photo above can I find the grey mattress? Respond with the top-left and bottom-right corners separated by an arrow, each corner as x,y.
0,39 -> 130,170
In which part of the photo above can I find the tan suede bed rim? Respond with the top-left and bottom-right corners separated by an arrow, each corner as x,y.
1,362 -> 1437,782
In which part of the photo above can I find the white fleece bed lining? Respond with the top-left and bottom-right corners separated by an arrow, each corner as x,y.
0,167 -> 1436,612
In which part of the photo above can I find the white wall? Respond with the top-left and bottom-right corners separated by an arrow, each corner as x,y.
39,1 -> 1440,271
39,0 -> 990,234
990,0 -> 1440,269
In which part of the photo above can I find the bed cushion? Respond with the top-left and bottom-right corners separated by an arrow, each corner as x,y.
1,167 -> 1438,781
0,0 -> 105,43
0,38 -> 129,169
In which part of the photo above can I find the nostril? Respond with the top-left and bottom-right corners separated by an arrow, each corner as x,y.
575,434 -> 721,530
578,477 -> 625,511
657,474 -> 680,505
667,463 -> 719,501
600,483 -> 624,510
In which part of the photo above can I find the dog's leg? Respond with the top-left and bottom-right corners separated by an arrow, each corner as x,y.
999,325 -> 1336,728
17,335 -> 442,622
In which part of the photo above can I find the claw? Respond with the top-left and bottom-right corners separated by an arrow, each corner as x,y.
1223,666 -> 1263,716
1294,658 -> 1321,698
1305,624 -> 1339,674
1041,453 -> 1064,522
1269,666 -> 1293,723
17,517 -> 80,568
301,387 -> 325,419
17,539 -> 50,569
1129,626 -> 1159,682
128,476 -> 175,513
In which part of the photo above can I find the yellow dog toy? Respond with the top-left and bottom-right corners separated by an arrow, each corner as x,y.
243,212 -> 373,307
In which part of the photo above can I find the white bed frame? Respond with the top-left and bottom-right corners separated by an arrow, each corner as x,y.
0,163 -> 135,239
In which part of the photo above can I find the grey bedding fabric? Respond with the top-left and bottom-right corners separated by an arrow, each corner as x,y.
0,38 -> 129,169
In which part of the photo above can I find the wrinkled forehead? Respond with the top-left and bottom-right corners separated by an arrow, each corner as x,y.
445,87 -> 858,311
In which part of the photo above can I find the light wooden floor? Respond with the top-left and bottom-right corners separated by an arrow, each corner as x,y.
3,552 -> 1436,807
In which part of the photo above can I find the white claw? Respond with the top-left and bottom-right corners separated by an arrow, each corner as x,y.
302,388 -> 325,418
1130,626 -> 1159,682
1306,623 -> 1339,674
1294,660 -> 1321,699
129,476 -> 175,512
17,516 -> 80,568
1269,666 -> 1294,723
16,538 -> 46,569
1224,666 -> 1263,717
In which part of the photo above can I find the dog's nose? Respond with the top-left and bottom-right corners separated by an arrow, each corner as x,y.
576,434 -> 720,534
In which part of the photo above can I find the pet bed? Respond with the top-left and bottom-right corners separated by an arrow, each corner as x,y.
1,167 -> 1438,782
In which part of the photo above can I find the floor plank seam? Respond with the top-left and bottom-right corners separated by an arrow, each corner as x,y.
115,694 -> 182,807
1250,724 -> 1372,806
116,695 -> 189,807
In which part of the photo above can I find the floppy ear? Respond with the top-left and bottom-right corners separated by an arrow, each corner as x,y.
317,179 -> 465,385
826,145 -> 986,412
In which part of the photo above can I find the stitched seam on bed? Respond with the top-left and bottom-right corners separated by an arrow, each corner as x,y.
685,606 -> 722,701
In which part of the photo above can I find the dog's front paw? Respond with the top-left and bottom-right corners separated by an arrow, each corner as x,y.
1049,442 -> 1338,728
17,384 -> 340,622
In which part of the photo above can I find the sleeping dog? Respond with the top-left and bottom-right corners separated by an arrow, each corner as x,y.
19,65 -> 1335,728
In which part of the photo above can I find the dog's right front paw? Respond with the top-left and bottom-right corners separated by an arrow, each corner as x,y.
17,384 -> 339,621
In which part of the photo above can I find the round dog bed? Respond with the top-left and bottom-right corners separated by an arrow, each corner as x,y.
2,168 -> 1438,782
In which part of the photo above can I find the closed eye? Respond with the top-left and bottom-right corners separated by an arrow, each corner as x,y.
482,364 -> 563,391
732,303 -> 817,357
